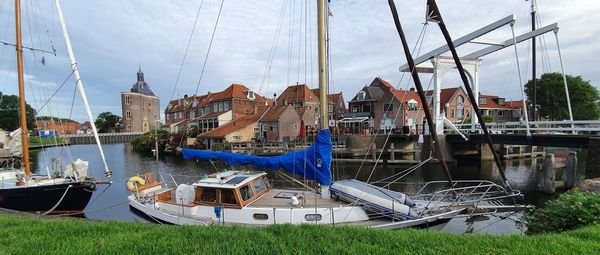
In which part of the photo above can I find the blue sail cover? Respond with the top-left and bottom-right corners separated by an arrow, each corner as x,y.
182,129 -> 333,185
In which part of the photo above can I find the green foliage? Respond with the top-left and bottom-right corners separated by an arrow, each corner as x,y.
0,215 -> 600,254
94,112 -> 122,133
37,116 -> 78,124
526,192 -> 600,234
0,93 -> 36,131
463,115 -> 495,123
525,72 -> 600,120
130,129 -> 169,152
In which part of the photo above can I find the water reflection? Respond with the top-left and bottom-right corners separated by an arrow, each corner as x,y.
29,143 -> 560,234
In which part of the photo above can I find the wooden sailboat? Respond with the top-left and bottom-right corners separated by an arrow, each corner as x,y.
0,0 -> 111,215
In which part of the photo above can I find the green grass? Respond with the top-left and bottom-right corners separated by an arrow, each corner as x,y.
0,215 -> 599,254
28,136 -> 67,147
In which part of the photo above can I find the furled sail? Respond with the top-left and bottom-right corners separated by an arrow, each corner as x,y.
182,129 -> 333,185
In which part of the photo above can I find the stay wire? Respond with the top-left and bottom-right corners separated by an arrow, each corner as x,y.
193,0 -> 225,97
169,0 -> 205,102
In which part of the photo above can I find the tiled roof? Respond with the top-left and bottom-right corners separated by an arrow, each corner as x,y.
391,89 -> 423,105
199,113 -> 261,138
424,87 -> 462,107
199,111 -> 227,120
260,105 -> 293,122
166,83 -> 268,113
276,84 -> 318,106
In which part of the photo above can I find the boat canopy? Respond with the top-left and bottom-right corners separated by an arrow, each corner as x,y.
182,129 -> 333,185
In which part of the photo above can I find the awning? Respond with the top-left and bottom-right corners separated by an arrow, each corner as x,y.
339,117 -> 369,123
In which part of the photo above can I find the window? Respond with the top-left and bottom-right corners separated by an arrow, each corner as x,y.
328,104 -> 333,113
352,106 -> 358,113
220,189 -> 237,205
126,111 -> 131,119
305,214 -> 322,221
294,124 -> 299,131
247,91 -> 256,100
499,110 -> 504,117
426,96 -> 433,104
408,102 -> 418,111
456,96 -> 465,118
363,105 -> 370,113
253,213 -> 269,220
270,125 -> 277,131
125,96 -> 131,105
479,97 -> 487,105
239,185 -> 254,201
357,91 -> 366,100
200,188 -> 217,203
253,178 -> 267,193
450,109 -> 455,118
384,103 -> 393,112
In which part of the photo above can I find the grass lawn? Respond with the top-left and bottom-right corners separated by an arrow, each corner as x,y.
28,136 -> 67,147
0,214 -> 598,254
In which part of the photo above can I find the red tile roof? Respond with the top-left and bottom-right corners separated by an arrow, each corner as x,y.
276,84 -> 318,106
199,113 -> 261,138
424,87 -> 462,107
166,83 -> 268,113
260,105 -> 293,122
199,111 -> 227,120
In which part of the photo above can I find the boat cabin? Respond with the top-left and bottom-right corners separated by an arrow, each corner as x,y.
155,171 -> 271,209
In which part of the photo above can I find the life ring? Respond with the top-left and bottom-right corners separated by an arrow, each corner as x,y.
127,176 -> 146,192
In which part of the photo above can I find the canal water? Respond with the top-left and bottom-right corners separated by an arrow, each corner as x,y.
29,143 -> 563,234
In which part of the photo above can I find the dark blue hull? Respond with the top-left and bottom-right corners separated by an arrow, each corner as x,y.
0,181 -> 95,214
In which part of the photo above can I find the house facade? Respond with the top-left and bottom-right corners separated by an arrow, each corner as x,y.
197,113 -> 262,149
258,105 -> 301,142
164,84 -> 269,133
276,84 -> 319,129
478,95 -> 524,122
121,68 -> 161,132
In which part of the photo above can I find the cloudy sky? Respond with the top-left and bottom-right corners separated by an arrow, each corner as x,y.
0,0 -> 598,122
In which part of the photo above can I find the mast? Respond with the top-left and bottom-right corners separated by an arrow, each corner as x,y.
426,0 -> 511,190
55,0 -> 112,179
387,0 -> 454,187
317,0 -> 328,130
530,0 -> 536,122
15,0 -> 31,177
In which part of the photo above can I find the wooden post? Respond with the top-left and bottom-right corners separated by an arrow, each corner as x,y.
540,154 -> 556,194
372,144 -> 377,162
390,143 -> 396,161
565,152 -> 577,189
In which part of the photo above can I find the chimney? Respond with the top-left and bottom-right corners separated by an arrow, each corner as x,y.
184,94 -> 188,99
410,87 -> 415,92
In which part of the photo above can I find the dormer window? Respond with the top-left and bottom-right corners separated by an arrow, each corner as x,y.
247,90 -> 256,100
479,97 -> 487,105
357,91 -> 366,100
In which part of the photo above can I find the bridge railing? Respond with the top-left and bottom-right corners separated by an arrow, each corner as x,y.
445,120 -> 600,134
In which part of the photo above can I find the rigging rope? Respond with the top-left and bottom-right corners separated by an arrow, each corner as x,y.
193,0 -> 225,96
169,0 -> 205,102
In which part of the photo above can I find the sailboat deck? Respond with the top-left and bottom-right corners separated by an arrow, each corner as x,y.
247,189 -> 347,208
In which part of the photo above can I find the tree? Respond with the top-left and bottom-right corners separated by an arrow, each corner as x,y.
525,73 -> 600,120
0,93 -> 36,131
94,112 -> 122,133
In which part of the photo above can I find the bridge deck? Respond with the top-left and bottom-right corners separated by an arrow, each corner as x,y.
446,134 -> 595,148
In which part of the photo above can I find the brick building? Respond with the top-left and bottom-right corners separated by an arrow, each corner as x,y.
121,68 -> 161,132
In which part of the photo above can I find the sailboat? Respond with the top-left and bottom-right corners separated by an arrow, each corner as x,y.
126,0 -> 526,228
0,0 -> 112,215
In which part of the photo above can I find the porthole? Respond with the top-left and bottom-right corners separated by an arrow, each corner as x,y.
253,213 -> 269,220
305,214 -> 322,221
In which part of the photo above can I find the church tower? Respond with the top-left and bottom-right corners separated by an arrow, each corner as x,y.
121,67 -> 160,132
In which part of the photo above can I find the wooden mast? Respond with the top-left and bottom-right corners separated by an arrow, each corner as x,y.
317,0 -> 328,130
15,0 -> 30,177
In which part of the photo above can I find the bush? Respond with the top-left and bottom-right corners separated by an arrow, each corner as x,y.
526,192 -> 600,234
131,129 -> 169,152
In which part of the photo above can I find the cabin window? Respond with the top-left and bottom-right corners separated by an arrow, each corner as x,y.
220,189 -> 237,205
253,213 -> 269,220
253,178 -> 267,193
200,188 -> 217,203
263,177 -> 271,189
305,214 -> 322,221
239,185 -> 255,201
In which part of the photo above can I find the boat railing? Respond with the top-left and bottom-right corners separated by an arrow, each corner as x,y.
409,180 -> 521,217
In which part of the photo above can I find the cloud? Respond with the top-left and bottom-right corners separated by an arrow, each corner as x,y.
0,0 -> 598,122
